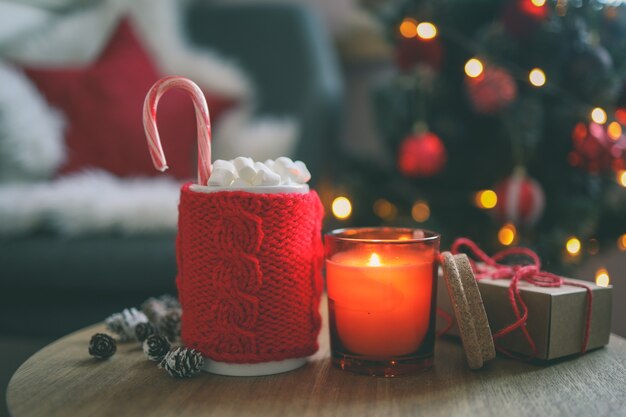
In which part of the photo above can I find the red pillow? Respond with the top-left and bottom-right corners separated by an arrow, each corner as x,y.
22,19 -> 233,179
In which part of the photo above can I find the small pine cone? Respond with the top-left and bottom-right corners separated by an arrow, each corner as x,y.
158,308 -> 182,341
141,298 -> 170,324
89,333 -> 117,359
159,347 -> 204,378
135,322 -> 155,343
143,335 -> 171,362
105,308 -> 148,342
158,294 -> 181,310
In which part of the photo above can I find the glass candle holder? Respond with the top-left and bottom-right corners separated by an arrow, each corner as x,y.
324,227 -> 440,377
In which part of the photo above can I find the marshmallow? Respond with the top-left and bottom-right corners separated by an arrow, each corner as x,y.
273,157 -> 299,184
233,157 -> 257,183
207,167 -> 236,186
252,162 -> 282,186
206,157 -> 311,188
239,165 -> 258,183
232,157 -> 254,171
212,159 -> 237,175
294,160 -> 311,183
232,178 -> 251,187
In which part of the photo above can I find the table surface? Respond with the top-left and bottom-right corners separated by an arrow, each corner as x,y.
7,297 -> 626,417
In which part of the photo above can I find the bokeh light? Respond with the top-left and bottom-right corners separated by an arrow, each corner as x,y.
591,107 -> 607,125
332,196 -> 352,220
565,237 -> 581,255
529,68 -> 546,87
615,108 -> 626,125
595,268 -> 610,287
399,18 -> 417,38
531,0 -> 546,6
464,58 -> 484,78
618,170 -> 626,187
411,200 -> 431,222
618,234 -> 626,251
607,121 -> 622,140
475,190 -> 498,209
498,223 -> 516,246
416,22 -> 437,40
373,198 -> 397,221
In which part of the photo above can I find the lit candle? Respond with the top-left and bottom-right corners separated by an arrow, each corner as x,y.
325,228 -> 439,375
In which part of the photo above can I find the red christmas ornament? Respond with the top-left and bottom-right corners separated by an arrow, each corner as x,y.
569,122 -> 615,174
395,37 -> 444,72
501,0 -> 548,38
494,168 -> 545,227
466,67 -> 517,114
398,131 -> 447,177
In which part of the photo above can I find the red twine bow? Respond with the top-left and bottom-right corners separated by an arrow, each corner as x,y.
449,238 -> 593,359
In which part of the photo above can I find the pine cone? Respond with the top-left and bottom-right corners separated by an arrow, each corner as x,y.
141,295 -> 180,324
105,308 -> 148,342
158,294 -> 181,310
88,333 -> 117,359
159,347 -> 204,378
158,309 -> 182,341
135,322 -> 156,343
143,335 -> 171,362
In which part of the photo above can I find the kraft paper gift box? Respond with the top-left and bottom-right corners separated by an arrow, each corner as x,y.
436,273 -> 612,360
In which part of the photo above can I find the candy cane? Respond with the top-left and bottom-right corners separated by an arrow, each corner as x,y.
143,76 -> 212,185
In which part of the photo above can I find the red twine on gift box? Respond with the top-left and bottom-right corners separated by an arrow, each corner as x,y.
449,238 -> 593,359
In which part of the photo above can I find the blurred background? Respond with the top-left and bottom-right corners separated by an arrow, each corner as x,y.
0,0 -> 625,414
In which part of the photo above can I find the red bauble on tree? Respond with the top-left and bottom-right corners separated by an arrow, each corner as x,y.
395,37 -> 444,72
398,131 -> 447,178
568,122 -> 615,174
501,0 -> 548,38
466,67 -> 517,115
494,168 -> 545,227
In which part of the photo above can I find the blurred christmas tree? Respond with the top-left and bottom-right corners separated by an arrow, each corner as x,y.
328,0 -> 626,272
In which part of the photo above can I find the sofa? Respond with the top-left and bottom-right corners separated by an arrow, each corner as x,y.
0,2 -> 343,338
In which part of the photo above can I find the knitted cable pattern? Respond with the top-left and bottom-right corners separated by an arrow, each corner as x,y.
176,184 -> 324,363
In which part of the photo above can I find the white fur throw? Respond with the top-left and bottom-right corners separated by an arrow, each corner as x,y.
0,171 -> 180,236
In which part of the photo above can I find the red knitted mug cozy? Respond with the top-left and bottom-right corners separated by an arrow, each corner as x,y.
176,184 -> 325,363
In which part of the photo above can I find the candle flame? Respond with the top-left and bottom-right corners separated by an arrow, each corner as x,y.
368,253 -> 382,267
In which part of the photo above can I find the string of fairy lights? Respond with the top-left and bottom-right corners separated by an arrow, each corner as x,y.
328,0 -> 624,287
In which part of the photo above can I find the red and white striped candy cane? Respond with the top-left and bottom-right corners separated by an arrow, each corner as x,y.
143,76 -> 212,185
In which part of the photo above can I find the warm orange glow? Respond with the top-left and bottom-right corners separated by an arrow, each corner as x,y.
618,170 -> 626,187
475,190 -> 498,209
618,234 -> 626,251
465,58 -> 484,78
591,107 -> 607,124
367,253 -> 382,267
595,268 -> 610,287
498,223 -> 516,246
608,121 -> 622,140
565,237 -> 581,255
399,18 -> 417,38
529,68 -> 546,87
416,22 -> 437,40
332,196 -> 352,220
373,199 -> 397,220
411,200 -> 431,222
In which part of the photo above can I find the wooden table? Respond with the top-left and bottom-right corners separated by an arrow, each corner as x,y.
7,297 -> 626,417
